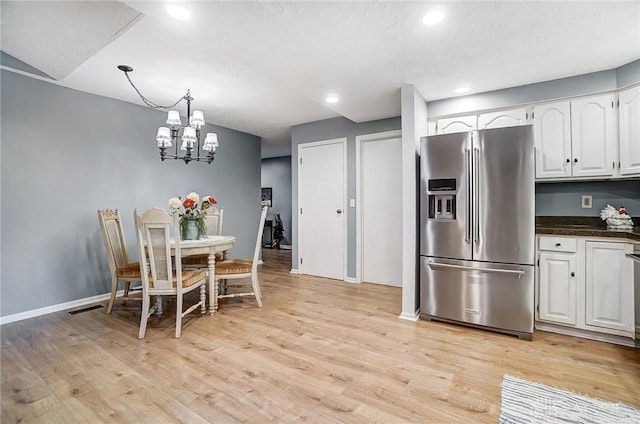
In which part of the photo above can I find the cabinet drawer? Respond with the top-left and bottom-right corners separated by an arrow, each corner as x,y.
539,237 -> 577,252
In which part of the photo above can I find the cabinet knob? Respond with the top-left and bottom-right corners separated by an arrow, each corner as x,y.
336,209 -> 342,214
574,158 -> 578,163
566,158 -> 570,163
555,243 -> 561,247
570,272 -> 575,277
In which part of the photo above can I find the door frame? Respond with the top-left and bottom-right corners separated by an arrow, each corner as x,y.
355,130 -> 402,283
297,137 -> 348,281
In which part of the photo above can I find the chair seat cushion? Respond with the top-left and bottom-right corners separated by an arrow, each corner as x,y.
215,259 -> 253,275
148,269 -> 206,288
181,252 -> 224,266
115,262 -> 141,279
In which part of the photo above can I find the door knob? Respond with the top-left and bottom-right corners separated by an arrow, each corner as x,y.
336,209 -> 342,214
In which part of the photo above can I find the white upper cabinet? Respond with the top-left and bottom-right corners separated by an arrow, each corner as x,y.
533,101 -> 572,179
436,115 -> 477,134
534,94 -> 617,179
570,93 -> 617,178
478,107 -> 529,129
618,85 -> 640,176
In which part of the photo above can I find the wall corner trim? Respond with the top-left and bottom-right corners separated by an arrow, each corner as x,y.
398,310 -> 420,322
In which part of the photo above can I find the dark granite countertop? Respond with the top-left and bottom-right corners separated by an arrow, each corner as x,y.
536,216 -> 640,242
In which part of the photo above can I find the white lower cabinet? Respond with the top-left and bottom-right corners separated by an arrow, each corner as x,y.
539,251 -> 577,325
536,236 -> 636,341
585,241 -> 634,333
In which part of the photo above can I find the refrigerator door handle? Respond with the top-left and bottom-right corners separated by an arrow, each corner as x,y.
473,147 -> 480,244
427,260 -> 525,279
465,148 -> 471,243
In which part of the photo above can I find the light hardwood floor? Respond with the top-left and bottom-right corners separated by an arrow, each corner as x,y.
2,248 -> 639,423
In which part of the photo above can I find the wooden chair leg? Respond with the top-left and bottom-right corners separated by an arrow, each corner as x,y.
123,281 -> 131,304
214,278 -> 220,311
107,275 -> 118,314
138,295 -> 150,339
199,284 -> 206,315
251,274 -> 263,307
175,293 -> 183,339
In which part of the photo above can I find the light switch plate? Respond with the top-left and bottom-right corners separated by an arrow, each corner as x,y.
581,195 -> 592,208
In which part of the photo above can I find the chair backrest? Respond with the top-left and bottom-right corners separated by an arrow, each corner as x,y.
203,206 -> 224,236
134,208 -> 182,292
98,209 -> 130,272
252,206 -> 269,265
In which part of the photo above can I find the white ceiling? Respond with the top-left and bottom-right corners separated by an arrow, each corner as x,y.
2,1 -> 639,158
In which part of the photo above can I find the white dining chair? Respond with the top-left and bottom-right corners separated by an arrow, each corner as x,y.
98,209 -> 142,314
134,208 -> 207,339
214,205 -> 268,311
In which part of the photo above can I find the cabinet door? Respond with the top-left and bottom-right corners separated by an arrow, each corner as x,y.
585,242 -> 634,334
618,86 -> 640,176
571,94 -> 617,178
436,115 -> 477,134
478,107 -> 529,129
533,101 -> 572,179
538,251 -> 577,325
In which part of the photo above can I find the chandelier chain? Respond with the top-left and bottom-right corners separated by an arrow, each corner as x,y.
123,71 -> 188,110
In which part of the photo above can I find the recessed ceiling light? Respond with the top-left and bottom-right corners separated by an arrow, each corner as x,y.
422,10 -> 445,26
326,95 -> 339,104
454,86 -> 472,94
166,4 -> 191,20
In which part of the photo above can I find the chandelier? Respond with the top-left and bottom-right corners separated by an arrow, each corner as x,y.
117,65 -> 218,164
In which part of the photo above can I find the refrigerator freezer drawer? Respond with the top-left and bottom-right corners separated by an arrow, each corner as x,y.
420,257 -> 534,339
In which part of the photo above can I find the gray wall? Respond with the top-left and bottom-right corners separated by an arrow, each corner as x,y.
1,70 -> 261,318
536,181 -> 640,218
427,60 -> 640,118
261,156 -> 292,245
616,60 -> 640,89
427,69 -> 618,118
291,116 -> 401,277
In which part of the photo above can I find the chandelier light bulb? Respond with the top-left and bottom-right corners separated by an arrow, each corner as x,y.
203,133 -> 219,151
190,110 -> 205,128
166,110 -> 181,127
156,127 -> 172,147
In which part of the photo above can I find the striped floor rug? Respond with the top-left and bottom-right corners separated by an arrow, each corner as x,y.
499,375 -> 640,424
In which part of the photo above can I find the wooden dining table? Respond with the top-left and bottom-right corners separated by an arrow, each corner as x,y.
153,235 -> 236,316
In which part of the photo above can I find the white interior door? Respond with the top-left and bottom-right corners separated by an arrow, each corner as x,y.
298,139 -> 346,280
361,136 -> 402,286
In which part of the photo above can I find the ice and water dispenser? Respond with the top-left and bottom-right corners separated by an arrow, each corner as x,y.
427,178 -> 457,220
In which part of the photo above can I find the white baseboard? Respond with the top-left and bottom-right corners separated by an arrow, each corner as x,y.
399,309 -> 420,322
290,268 -> 299,274
0,291 -> 123,325
344,277 -> 358,284
257,259 -> 264,265
535,321 -> 637,348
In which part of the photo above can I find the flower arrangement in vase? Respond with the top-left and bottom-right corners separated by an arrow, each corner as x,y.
599,204 -> 634,231
168,192 -> 217,240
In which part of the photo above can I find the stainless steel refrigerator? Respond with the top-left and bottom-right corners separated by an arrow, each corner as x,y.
419,125 -> 535,340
